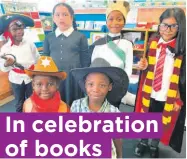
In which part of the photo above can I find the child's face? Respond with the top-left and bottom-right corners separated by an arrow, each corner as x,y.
32,75 -> 59,100
85,73 -> 112,103
53,5 -> 73,31
107,11 -> 125,34
9,20 -> 24,43
159,17 -> 178,42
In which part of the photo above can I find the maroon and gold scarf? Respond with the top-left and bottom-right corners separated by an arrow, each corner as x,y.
137,37 -> 183,145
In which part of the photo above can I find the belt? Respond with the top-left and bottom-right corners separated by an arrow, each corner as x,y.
12,68 -> 25,74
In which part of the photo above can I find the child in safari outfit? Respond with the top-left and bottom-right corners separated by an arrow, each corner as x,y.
23,56 -> 69,113
70,58 -> 129,158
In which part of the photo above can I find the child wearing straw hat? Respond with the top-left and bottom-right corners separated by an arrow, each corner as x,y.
23,56 -> 69,113
70,58 -> 129,158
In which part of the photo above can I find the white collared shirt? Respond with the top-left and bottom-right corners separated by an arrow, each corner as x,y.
150,38 -> 175,101
0,38 -> 40,84
55,26 -> 74,37
108,32 -> 121,37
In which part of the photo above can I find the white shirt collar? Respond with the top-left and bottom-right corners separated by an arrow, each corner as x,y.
108,32 -> 121,37
55,27 -> 74,37
7,38 -> 26,46
158,37 -> 175,44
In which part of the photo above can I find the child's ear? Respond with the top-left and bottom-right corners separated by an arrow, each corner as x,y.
108,83 -> 113,91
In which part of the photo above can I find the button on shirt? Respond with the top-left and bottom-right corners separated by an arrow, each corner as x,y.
55,27 -> 74,61
150,38 -> 175,101
71,96 -> 120,159
71,96 -> 120,113
0,38 -> 39,84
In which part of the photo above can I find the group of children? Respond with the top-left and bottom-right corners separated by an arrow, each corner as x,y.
0,1 -> 186,158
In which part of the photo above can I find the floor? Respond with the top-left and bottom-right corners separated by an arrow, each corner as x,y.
0,98 -> 186,158
120,104 -> 186,158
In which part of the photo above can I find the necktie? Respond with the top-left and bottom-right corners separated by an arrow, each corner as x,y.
152,39 -> 176,92
153,45 -> 167,92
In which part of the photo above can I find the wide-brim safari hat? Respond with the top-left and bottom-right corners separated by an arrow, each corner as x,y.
0,13 -> 34,34
25,56 -> 67,80
106,1 -> 128,20
71,58 -> 129,102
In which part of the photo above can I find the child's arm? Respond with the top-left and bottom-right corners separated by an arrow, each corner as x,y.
125,41 -> 133,77
23,98 -> 33,113
0,46 -> 13,72
113,138 -> 122,158
173,87 -> 183,111
30,41 -> 40,62
43,35 -> 50,56
138,57 -> 148,70
79,35 -> 90,67
70,100 -> 80,112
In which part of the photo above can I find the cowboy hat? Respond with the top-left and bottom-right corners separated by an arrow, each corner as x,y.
0,13 -> 34,34
25,56 -> 67,80
71,58 -> 129,102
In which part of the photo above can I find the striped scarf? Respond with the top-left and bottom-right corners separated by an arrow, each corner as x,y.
141,38 -> 183,143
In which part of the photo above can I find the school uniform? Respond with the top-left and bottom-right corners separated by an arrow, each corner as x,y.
43,27 -> 90,106
135,36 -> 186,153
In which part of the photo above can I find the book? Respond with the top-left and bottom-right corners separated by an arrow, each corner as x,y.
93,21 -> 106,31
84,21 -> 94,30
76,21 -> 85,29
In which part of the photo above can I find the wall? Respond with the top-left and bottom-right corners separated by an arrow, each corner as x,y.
137,7 -> 186,23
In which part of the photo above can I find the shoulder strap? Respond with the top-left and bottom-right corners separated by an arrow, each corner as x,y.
107,40 -> 126,65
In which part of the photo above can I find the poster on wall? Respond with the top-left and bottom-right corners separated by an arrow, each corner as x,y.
2,2 -> 37,13
39,12 -> 53,31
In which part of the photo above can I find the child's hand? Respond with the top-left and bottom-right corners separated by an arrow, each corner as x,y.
173,102 -> 181,112
138,57 -> 148,70
4,57 -> 15,67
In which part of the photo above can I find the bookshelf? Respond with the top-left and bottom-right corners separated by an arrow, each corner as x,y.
121,28 -> 157,74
